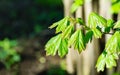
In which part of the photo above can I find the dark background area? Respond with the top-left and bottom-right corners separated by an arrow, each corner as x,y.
0,0 -> 69,75
0,0 -> 63,39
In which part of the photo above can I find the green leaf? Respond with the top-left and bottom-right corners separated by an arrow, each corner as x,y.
112,53 -> 119,59
68,29 -> 85,53
106,54 -> 116,68
2,38 -> 10,50
114,20 -> 120,29
45,34 -> 69,57
96,50 -> 118,72
107,19 -> 114,27
45,34 -> 61,56
12,54 -> 21,62
71,3 -> 80,13
62,25 -> 74,38
76,18 -> 85,25
105,31 -> 120,53
117,32 -> 120,53
70,0 -> 84,13
49,22 -> 59,29
88,13 -> 107,29
58,39 -> 68,58
112,0 -> 117,3
102,19 -> 114,33
68,29 -> 79,47
96,52 -> 106,72
104,27 -> 111,33
111,2 -> 120,13
49,17 -> 69,33
92,28 -> 102,38
75,0 -> 84,5
84,30 -> 93,44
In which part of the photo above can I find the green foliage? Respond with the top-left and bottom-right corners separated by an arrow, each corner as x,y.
96,51 -> 118,72
45,17 -> 86,57
45,12 -> 120,72
34,24 -> 43,33
44,0 -> 120,73
68,29 -> 85,53
45,34 -> 69,58
112,72 -> 120,75
114,20 -> 120,29
105,31 -> 120,53
111,0 -> 120,13
71,0 -> 84,13
45,34 -> 62,56
0,38 -> 20,69
47,66 -> 68,75
84,30 -> 93,44
96,31 -> 120,72
49,17 -> 70,33
88,13 -> 107,30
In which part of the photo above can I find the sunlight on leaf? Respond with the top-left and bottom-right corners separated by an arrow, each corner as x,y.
45,34 -> 69,57
96,52 -> 106,72
45,34 -> 61,56
62,24 -> 74,39
106,54 -> 116,68
49,17 -> 70,33
68,29 -> 85,53
105,31 -> 120,53
88,12 -> 107,29
114,20 -> 120,29
92,28 -> 102,38
70,0 -> 84,13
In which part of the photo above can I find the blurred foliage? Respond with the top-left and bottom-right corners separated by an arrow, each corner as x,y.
0,0 -> 63,39
0,38 -> 20,69
47,66 -> 68,75
111,0 -> 120,13
112,72 -> 120,75
34,0 -> 62,6
70,0 -> 84,13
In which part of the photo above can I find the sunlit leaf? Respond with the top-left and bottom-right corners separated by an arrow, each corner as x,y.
105,31 -> 120,53
62,24 -> 74,38
96,52 -> 106,72
68,29 -> 79,47
71,3 -> 80,13
92,28 -> 102,38
114,20 -> 120,29
112,0 -> 117,3
107,19 -> 114,27
45,34 -> 61,56
112,53 -> 119,59
58,39 -> 68,58
68,29 -> 85,53
45,34 -> 69,57
111,2 -> 120,13
49,22 -> 59,29
70,0 -> 84,13
75,0 -> 84,5
88,12 -> 107,29
106,54 -> 116,68
49,17 -> 69,33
